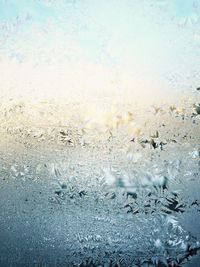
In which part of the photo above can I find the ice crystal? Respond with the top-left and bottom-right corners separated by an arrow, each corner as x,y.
0,96 -> 200,266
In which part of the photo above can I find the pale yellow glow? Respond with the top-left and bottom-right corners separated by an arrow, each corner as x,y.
0,58 -> 173,108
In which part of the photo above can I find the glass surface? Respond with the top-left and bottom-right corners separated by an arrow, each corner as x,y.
0,1 -> 200,266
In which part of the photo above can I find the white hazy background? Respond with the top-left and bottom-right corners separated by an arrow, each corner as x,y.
0,0 -> 200,105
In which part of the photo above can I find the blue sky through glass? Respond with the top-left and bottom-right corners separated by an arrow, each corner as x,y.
0,0 -> 200,103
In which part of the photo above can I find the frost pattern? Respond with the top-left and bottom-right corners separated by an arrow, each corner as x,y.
0,92 -> 200,266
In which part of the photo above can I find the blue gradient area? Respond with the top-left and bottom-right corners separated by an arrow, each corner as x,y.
0,0 -> 198,20
0,0 -> 56,21
0,0 -> 199,59
0,0 -> 200,92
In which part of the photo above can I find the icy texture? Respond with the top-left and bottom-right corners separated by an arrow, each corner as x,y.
0,93 -> 200,267
1,0 -> 200,266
